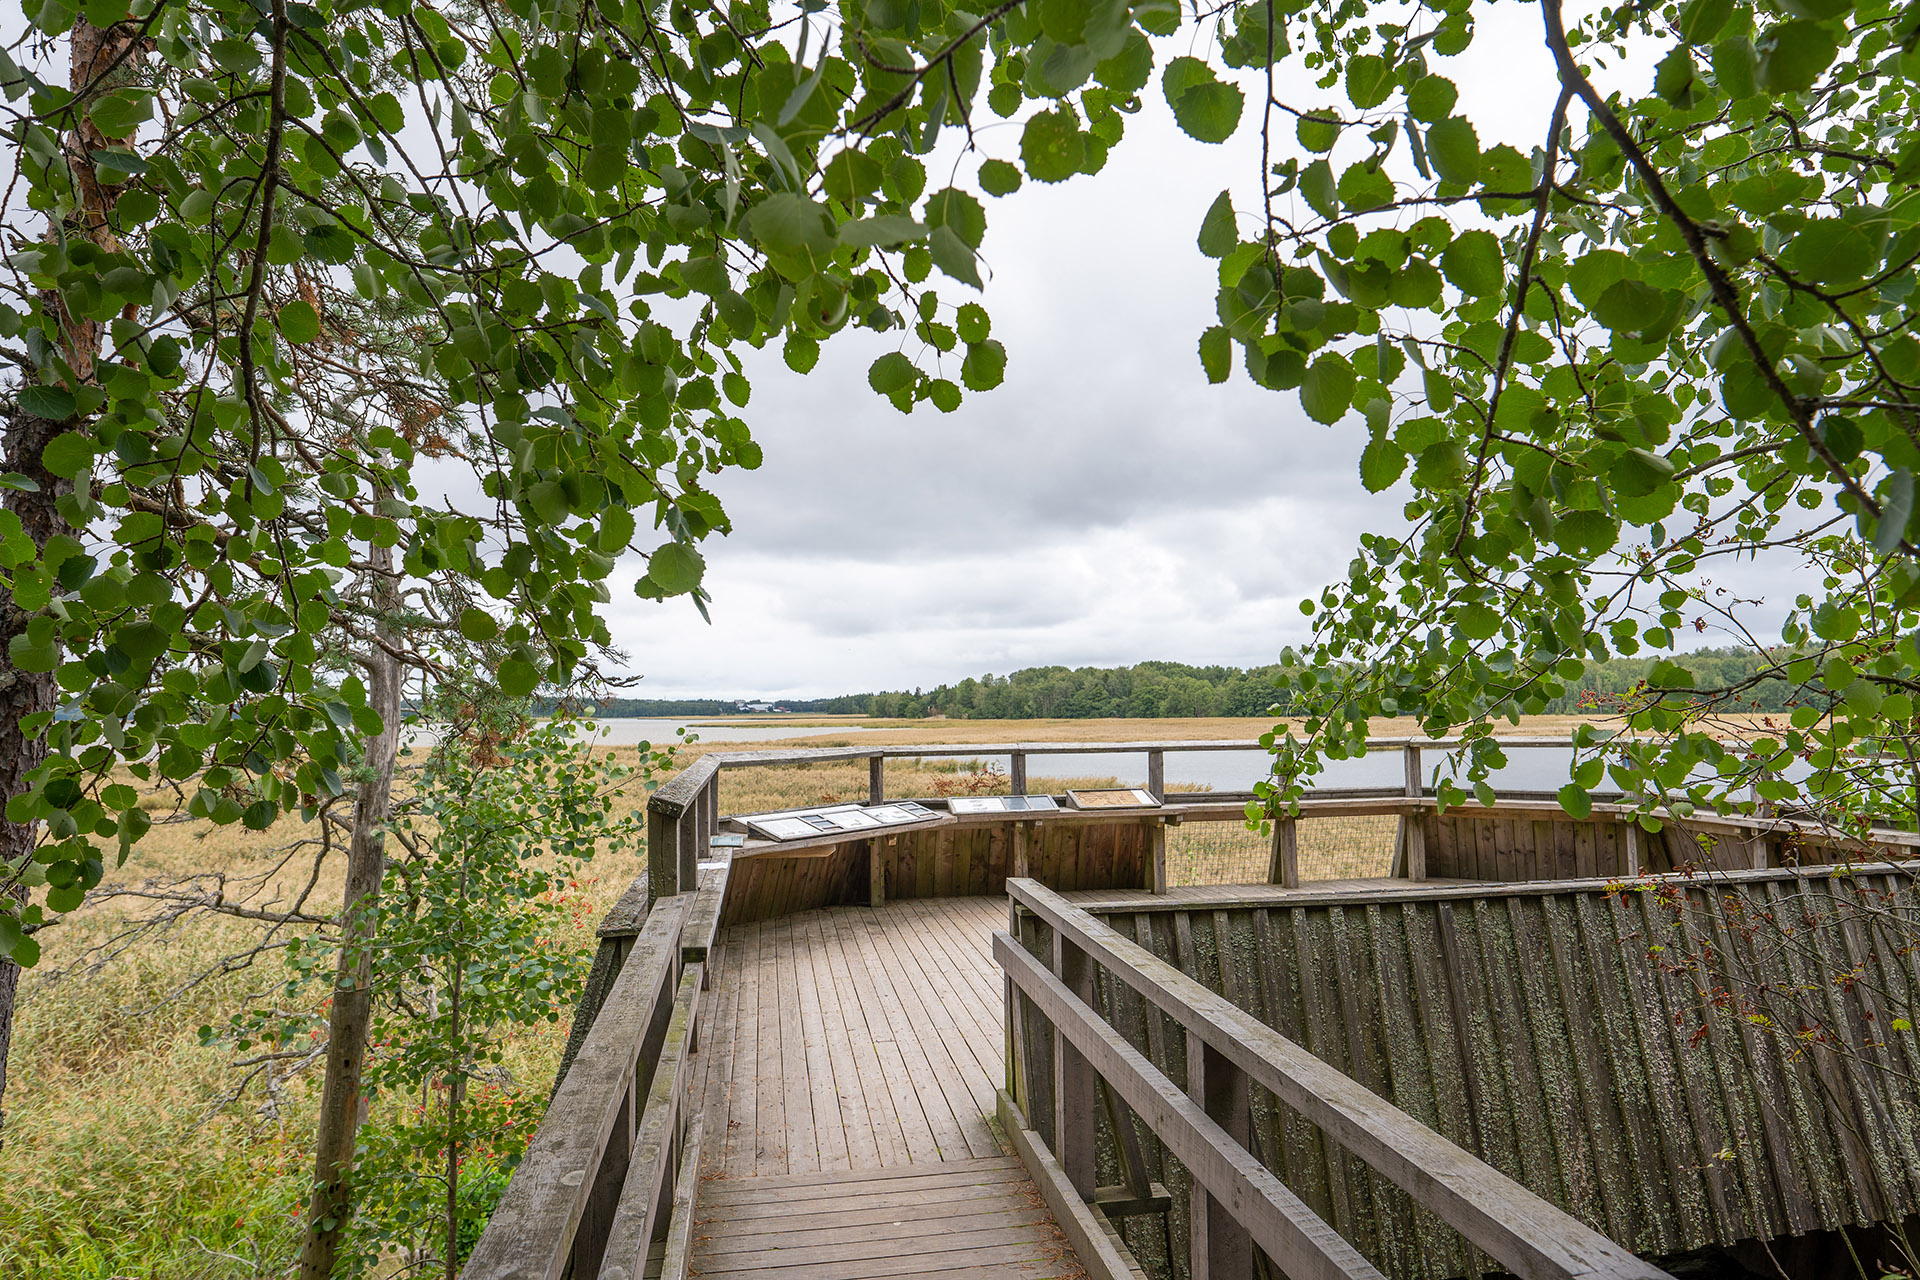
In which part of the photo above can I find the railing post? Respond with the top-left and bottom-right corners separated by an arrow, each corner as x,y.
1052,930 -> 1097,1198
1147,749 -> 1164,802
1268,814 -> 1299,889
1624,819 -> 1642,877
1011,751 -> 1027,796
701,773 -> 719,851
677,805 -> 698,893
1186,1035 -> 1253,1280
1148,818 -> 1168,894
647,802 -> 678,904
869,753 -> 885,803
1401,743 -> 1426,882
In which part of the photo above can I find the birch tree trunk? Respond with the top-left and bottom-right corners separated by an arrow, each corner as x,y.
298,540 -> 403,1278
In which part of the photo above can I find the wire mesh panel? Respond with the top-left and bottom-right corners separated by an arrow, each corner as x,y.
1165,815 -> 1399,886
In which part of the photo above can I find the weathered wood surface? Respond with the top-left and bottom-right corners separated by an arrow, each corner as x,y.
718,818 -> 1158,926
1007,880 -> 1669,1280
689,1156 -> 1086,1279
998,933 -> 1389,1280
694,897 -> 1012,1177
1032,869 -> 1920,1275
464,896 -> 690,1280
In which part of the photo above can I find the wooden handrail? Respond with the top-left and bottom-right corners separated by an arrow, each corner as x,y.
465,895 -> 690,1280
467,858 -> 726,1280
1002,877 -> 1672,1280
996,933 -> 1387,1280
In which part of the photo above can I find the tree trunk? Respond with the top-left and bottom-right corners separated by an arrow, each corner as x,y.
0,15 -> 141,1145
298,543 -> 403,1279
0,406 -> 70,1148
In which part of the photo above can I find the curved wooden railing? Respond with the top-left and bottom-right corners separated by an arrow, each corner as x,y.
639,734 -> 1920,904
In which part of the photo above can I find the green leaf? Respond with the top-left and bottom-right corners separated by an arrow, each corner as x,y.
458,608 -> 500,642
1557,783 -> 1593,821
1875,469 -> 1914,554
1783,217 -> 1879,283
1611,448 -> 1676,498
1406,76 -> 1457,123
1712,36 -> 1757,98
746,194 -> 838,275
868,351 -> 919,395
18,385 -> 75,420
1021,109 -> 1086,183
1359,440 -> 1407,492
1343,54 -> 1395,108
277,299 -> 321,344
1198,326 -> 1231,383
1592,279 -> 1668,332
1162,57 -> 1244,144
1654,46 -> 1699,107
1300,159 -> 1337,219
961,339 -> 1007,391
1755,19 -> 1837,92
40,432 -> 95,480
647,542 -> 706,595
1441,230 -> 1503,297
1197,191 -> 1237,258
924,188 -> 987,248
497,658 -> 540,697
978,159 -> 1023,196
840,215 -> 928,248
1336,162 -> 1394,211
1295,111 -> 1340,153
1679,0 -> 1734,43
784,334 -> 820,373
929,225 -> 983,289
1299,354 -> 1355,424
1425,117 -> 1480,185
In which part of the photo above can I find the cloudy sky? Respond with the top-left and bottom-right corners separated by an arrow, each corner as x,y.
601,11 -> 1619,700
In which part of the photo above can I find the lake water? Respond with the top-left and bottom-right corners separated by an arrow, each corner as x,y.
948,745 -> 1587,794
552,724 -> 1581,791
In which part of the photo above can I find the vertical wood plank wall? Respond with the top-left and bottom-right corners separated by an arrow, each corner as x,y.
1010,871 -> 1920,1280
719,816 -> 1156,926
1419,812 -> 1801,880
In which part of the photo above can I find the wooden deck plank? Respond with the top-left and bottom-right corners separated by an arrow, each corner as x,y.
859,901 -> 1002,1158
777,916 -> 823,1175
844,904 -> 982,1160
818,909 -> 909,1168
881,899 -> 1003,1096
907,898 -> 1013,1081
796,912 -> 856,1172
698,1205 -> 1056,1254
828,909 -> 946,1166
696,933 -> 741,1186
691,1156 -> 1086,1280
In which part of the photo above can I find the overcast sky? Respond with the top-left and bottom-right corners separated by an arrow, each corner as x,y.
604,13 -> 1594,700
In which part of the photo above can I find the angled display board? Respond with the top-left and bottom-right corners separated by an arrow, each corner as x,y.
948,795 -> 1062,816
1064,788 -> 1159,810
743,801 -> 939,843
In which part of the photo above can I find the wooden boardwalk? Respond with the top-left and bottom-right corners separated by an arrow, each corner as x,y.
681,897 -> 1088,1279
694,896 -> 1010,1179
689,1158 -> 1085,1280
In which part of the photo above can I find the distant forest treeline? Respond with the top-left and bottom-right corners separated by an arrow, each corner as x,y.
574,650 -> 1800,720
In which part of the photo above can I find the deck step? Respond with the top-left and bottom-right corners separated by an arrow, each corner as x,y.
689,1156 -> 1088,1280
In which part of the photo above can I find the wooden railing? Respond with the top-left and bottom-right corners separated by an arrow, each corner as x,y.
463,854 -> 731,1280
642,735 -> 1918,904
996,877 -> 1672,1280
